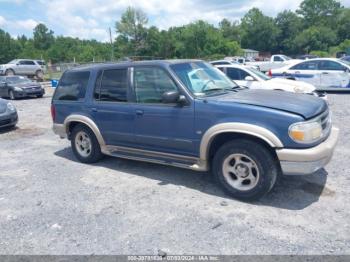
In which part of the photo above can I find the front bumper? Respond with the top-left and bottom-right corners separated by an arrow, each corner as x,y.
276,127 -> 339,175
0,112 -> 18,128
14,88 -> 45,98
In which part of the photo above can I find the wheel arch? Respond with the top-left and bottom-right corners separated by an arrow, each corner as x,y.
64,115 -> 106,148
200,123 -> 283,162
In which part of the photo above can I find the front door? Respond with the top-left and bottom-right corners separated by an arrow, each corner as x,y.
131,66 -> 195,156
91,68 -> 135,147
288,60 -> 321,87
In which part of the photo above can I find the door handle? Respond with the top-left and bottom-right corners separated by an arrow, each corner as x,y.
322,72 -> 329,75
91,107 -> 98,112
135,110 -> 144,116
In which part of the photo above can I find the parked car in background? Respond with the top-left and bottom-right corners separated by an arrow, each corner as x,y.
0,59 -> 45,79
269,58 -> 350,90
215,64 -> 325,98
0,76 -> 45,99
298,55 -> 319,60
245,54 -> 302,72
210,60 -> 240,66
341,56 -> 350,63
0,98 -> 18,128
52,60 -> 338,201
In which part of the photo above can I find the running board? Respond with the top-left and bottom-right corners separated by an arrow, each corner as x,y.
103,145 -> 208,171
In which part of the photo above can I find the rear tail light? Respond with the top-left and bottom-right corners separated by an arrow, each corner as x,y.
268,70 -> 272,77
51,104 -> 56,121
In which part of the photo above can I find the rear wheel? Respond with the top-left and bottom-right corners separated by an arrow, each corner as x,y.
212,139 -> 279,201
5,69 -> 15,76
35,70 -> 44,79
71,124 -> 103,163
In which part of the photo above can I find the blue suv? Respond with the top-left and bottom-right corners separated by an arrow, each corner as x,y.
52,60 -> 339,200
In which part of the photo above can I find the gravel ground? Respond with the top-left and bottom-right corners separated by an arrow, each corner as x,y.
0,90 -> 349,255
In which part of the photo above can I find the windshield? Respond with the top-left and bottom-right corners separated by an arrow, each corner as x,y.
170,62 -> 239,96
248,67 -> 271,80
6,76 -> 32,84
281,55 -> 292,61
8,59 -> 19,64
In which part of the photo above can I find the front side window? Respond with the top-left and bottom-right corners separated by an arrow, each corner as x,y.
95,69 -> 128,102
53,71 -> 90,101
274,56 -> 283,62
134,67 -> 178,104
170,62 -> 237,96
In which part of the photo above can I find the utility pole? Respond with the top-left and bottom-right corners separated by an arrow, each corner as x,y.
109,27 -> 114,61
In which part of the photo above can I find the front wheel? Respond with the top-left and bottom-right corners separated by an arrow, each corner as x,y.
71,124 -> 103,163
9,90 -> 16,100
212,139 -> 279,201
35,70 -> 44,80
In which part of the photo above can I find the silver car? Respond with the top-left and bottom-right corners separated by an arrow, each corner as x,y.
0,59 -> 45,79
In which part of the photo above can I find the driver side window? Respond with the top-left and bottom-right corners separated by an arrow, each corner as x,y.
134,67 -> 178,104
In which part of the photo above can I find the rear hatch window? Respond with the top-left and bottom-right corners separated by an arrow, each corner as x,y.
53,71 -> 90,101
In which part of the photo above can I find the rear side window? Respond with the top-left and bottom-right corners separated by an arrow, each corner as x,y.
94,69 -> 128,102
53,71 -> 90,101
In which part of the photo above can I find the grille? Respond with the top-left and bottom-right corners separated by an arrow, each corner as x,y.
0,119 -> 11,126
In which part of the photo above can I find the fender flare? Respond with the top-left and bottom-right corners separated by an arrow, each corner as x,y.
64,114 -> 106,147
199,123 -> 284,161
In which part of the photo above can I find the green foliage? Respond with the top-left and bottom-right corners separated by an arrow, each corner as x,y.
33,23 -> 54,50
0,29 -> 21,63
294,26 -> 337,53
240,8 -> 280,52
310,50 -> 329,57
297,0 -> 343,28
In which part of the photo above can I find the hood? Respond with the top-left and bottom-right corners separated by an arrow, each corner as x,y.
205,89 -> 327,119
267,78 -> 316,93
0,99 -> 7,114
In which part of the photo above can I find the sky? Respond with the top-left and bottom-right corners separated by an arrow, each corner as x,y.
0,0 -> 350,42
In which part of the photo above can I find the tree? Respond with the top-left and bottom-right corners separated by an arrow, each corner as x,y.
219,19 -> 241,43
337,8 -> 350,42
33,23 -> 54,50
296,0 -> 343,28
240,8 -> 280,52
275,11 -> 303,54
294,26 -> 337,53
115,7 -> 148,56
0,29 -> 21,63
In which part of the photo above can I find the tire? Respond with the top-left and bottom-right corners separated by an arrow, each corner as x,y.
37,94 -> 44,98
71,124 -> 103,163
35,70 -> 44,80
212,139 -> 279,201
9,90 -> 16,100
5,69 -> 15,76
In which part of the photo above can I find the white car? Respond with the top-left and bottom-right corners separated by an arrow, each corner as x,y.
269,58 -> 350,90
215,64 -> 324,97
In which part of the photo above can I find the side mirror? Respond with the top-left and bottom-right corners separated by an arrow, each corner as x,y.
0,81 -> 7,87
245,76 -> 255,81
344,67 -> 350,73
162,91 -> 187,105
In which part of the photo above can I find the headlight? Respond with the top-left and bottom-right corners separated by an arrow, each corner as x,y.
13,87 -> 23,92
289,120 -> 323,143
7,102 -> 16,112
293,86 -> 305,93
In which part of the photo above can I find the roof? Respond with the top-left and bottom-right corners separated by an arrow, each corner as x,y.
69,59 -> 202,72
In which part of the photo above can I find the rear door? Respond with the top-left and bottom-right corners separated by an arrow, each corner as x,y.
91,68 -> 135,147
318,60 -> 350,88
131,66 -> 195,156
